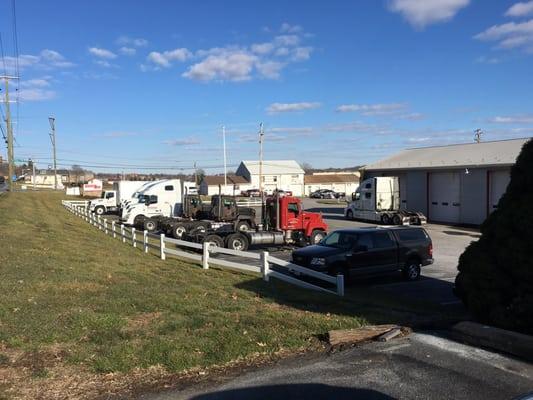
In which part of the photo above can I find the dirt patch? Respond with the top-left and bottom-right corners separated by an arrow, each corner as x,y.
0,344 -> 324,400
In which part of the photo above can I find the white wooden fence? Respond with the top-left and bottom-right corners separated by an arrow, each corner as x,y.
61,200 -> 344,296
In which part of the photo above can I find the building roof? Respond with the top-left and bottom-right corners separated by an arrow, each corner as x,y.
304,174 -> 360,184
364,138 -> 531,171
202,175 -> 249,186
240,160 -> 304,175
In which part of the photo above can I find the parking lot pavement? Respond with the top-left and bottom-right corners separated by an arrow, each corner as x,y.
302,199 -> 478,309
143,331 -> 533,400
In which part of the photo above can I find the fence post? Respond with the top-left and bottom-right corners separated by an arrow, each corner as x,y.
104,219 -> 108,234
132,228 -> 136,248
85,210 -> 89,222
202,242 -> 210,269
336,274 -> 345,297
261,251 -> 270,282
160,233 -> 166,260
112,221 -> 116,238
143,230 -> 148,253
121,224 -> 125,243
97,216 -> 102,230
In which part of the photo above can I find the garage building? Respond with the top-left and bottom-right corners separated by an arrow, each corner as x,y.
236,160 -> 305,196
362,138 -> 530,225
199,175 -> 252,196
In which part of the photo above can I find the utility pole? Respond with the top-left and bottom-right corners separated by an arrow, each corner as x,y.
259,122 -> 264,196
1,75 -> 18,192
193,161 -> 198,186
222,125 -> 227,194
48,116 -> 57,190
474,128 -> 483,143
31,157 -> 36,190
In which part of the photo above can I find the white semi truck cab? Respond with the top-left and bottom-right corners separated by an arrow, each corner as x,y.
345,177 -> 426,225
120,179 -> 182,227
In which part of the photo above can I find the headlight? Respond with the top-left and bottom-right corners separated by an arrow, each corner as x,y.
310,257 -> 326,266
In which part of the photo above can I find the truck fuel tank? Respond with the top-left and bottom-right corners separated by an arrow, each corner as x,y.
247,231 -> 285,245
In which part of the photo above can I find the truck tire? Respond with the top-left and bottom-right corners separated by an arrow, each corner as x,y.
403,259 -> 421,281
94,206 -> 105,215
226,233 -> 249,251
204,234 -> 224,248
144,218 -> 157,233
346,210 -> 354,220
392,214 -> 402,225
235,220 -> 250,232
381,214 -> 391,225
134,215 -> 145,228
309,229 -> 326,245
190,222 -> 209,235
171,224 -> 188,239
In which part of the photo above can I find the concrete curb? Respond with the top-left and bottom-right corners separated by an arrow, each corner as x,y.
451,321 -> 533,362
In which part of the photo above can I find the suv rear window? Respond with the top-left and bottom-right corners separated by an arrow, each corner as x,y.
396,229 -> 427,242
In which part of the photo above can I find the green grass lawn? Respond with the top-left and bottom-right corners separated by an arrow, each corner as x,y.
0,191 -> 447,398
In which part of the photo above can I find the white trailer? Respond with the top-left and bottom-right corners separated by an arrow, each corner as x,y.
344,177 -> 426,225
89,180 -> 146,215
120,179 -> 182,228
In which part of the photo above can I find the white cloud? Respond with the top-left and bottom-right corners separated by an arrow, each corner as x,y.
163,138 -> 200,146
474,19 -> 533,53
336,103 -> 408,115
147,48 -> 192,68
88,47 -> 117,59
399,112 -> 425,121
119,47 -> 136,56
116,36 -> 148,47
4,50 -> 74,73
94,60 -> 118,68
475,55 -> 501,64
255,60 -> 285,79
251,42 -> 275,55
388,0 -> 470,29
280,23 -> 303,33
266,102 -> 321,114
487,114 -> 533,124
183,50 -> 257,81
18,77 -> 55,101
274,35 -> 301,46
505,1 -> 533,17
291,46 -> 313,61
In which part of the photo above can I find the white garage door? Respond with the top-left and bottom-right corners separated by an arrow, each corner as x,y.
489,170 -> 510,213
429,171 -> 461,223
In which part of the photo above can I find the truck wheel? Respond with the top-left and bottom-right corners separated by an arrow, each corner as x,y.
134,215 -> 145,227
172,224 -> 188,239
310,229 -> 326,244
144,218 -> 157,233
403,259 -> 421,281
190,222 -> 209,235
204,234 -> 224,248
346,210 -> 354,220
235,220 -> 250,232
392,215 -> 402,225
381,214 -> 391,225
226,233 -> 249,251
95,206 -> 105,215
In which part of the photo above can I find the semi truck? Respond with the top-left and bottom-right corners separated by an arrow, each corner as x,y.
184,195 -> 328,251
344,177 -> 426,225
157,194 -> 256,238
89,180 -> 147,215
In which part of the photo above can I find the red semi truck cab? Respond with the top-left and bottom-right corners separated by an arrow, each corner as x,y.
265,196 -> 328,239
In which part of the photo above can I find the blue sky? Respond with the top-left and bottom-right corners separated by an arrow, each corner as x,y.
1,0 -> 533,173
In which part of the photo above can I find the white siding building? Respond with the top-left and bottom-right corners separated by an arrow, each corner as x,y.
199,175 -> 252,196
236,160 -> 305,196
363,138 -> 530,225
304,173 -> 360,196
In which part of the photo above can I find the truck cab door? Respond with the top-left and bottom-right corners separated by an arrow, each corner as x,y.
104,191 -> 115,206
286,201 -> 303,230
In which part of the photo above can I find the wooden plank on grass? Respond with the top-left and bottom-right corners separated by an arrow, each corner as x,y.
329,324 -> 397,346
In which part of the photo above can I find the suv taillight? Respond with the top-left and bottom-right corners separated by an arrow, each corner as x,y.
429,242 -> 433,258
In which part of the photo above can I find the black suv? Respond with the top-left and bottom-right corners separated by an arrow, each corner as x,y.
291,227 -> 433,280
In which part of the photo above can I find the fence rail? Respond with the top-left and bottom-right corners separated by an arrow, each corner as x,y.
61,200 -> 343,296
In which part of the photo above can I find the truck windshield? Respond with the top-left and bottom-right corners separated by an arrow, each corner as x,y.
137,195 -> 148,204
319,231 -> 358,250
